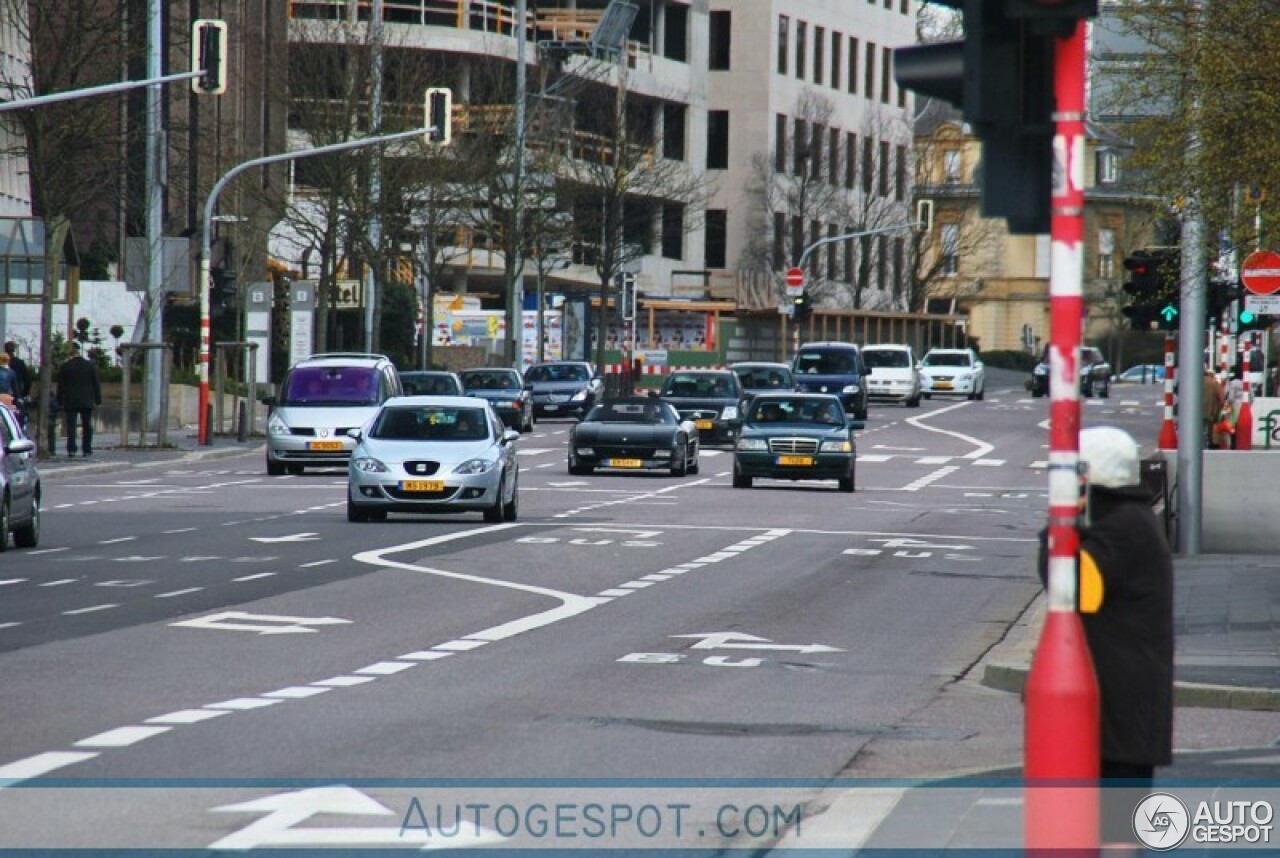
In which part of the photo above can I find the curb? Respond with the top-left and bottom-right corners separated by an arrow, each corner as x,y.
979,596 -> 1280,712
38,443 -> 263,481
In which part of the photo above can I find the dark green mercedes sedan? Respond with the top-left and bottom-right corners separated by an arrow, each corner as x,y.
732,393 -> 861,492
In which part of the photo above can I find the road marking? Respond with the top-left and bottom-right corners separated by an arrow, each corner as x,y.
915,456 -> 952,465
207,698 -> 284,711
972,459 -> 1005,466
263,687 -> 331,699
901,466 -> 960,492
312,676 -> 377,687
74,726 -> 172,748
25,547 -> 69,554
171,611 -> 352,635
432,639 -> 487,652
0,752 -> 99,786
355,662 -> 416,676
872,444 -> 925,451
905,402 -> 995,459
1029,460 -> 1049,469
298,559 -> 337,568
97,536 -> 136,545
0,622 -> 21,630
249,533 -> 320,543
95,580 -> 151,588
113,555 -> 165,562
399,651 -> 453,661
672,632 -> 843,654
232,572 -> 276,582
156,587 -> 204,598
0,579 -> 27,586
40,579 -> 77,587
619,580 -> 655,589
62,604 -> 119,615
179,556 -> 223,563
857,454 -> 893,463
146,710 -> 231,725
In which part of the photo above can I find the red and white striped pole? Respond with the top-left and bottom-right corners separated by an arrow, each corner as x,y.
1236,344 -> 1254,450
1024,19 -> 1100,853
1158,333 -> 1178,450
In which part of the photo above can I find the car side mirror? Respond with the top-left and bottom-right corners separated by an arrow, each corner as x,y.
974,361 -> 984,370
847,419 -> 866,431
8,438 -> 35,455
262,395 -> 277,410
346,428 -> 362,440
502,429 -> 520,444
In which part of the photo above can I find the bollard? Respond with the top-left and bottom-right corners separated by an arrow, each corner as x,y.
237,400 -> 249,442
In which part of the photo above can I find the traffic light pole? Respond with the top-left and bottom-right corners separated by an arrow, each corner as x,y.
1023,20 -> 1100,853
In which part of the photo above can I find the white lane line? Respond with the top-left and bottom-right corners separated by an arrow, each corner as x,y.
1029,461 -> 1049,469
0,622 -> 21,630
857,454 -> 893,463
74,726 -> 172,748
312,676 -> 377,687
27,547 -> 70,554
639,574 -> 672,582
0,579 -> 27,586
972,459 -> 1005,467
263,686 -> 332,699
206,698 -> 284,711
598,589 -> 633,597
356,662 -> 416,676
618,581 -> 655,589
0,752 -> 100,785
40,579 -> 77,587
146,710 -> 231,725
156,587 -> 204,598
97,537 -> 137,545
232,572 -> 276,582
432,639 -> 488,652
164,527 -> 198,534
902,466 -> 960,493
915,456 -> 952,465
298,559 -> 337,568
904,401 -> 995,460
62,604 -> 119,616
400,651 -> 453,661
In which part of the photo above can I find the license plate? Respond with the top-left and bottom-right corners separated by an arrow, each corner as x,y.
308,440 -> 343,451
777,455 -> 814,466
695,419 -> 714,430
545,404 -> 559,411
401,480 -> 445,492
607,458 -> 643,469
935,382 -> 953,390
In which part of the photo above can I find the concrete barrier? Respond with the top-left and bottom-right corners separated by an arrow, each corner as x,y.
1202,450 -> 1280,553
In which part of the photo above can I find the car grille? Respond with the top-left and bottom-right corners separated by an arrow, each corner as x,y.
679,409 -> 719,421
930,375 -> 955,383
385,485 -> 460,501
768,437 -> 820,455
594,445 -> 657,459
402,460 -> 441,476
536,394 -> 571,403
290,427 -> 357,437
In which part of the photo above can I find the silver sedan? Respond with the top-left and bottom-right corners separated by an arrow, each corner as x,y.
347,396 -> 519,523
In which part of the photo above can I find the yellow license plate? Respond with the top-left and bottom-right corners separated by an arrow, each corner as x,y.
695,419 -> 714,430
308,440 -> 344,451
777,455 -> 814,466
934,382 -> 953,390
401,480 -> 445,492
607,458 -> 643,468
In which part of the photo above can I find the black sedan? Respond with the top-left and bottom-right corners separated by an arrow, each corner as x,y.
658,370 -> 747,445
459,368 -> 534,433
568,397 -> 700,476
732,393 -> 860,492
525,361 -> 602,419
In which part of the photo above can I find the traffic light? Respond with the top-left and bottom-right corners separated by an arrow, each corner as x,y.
191,20 -> 227,95
1121,248 -> 1179,331
425,87 -> 452,145
893,0 -> 1097,235
793,291 -> 812,321
1207,279 -> 1241,325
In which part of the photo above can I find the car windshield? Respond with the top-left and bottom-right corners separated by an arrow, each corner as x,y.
863,350 -> 911,369
461,370 -> 521,391
795,350 -> 858,374
923,352 -> 972,368
400,374 -> 460,395
662,374 -> 737,398
371,406 -> 489,441
750,398 -> 844,426
526,364 -> 589,382
585,401 -> 673,424
733,366 -> 793,389
282,366 -> 381,405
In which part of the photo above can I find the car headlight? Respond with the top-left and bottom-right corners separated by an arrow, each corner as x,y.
570,390 -> 588,401
455,458 -> 497,475
820,439 -> 853,453
736,438 -> 767,451
842,384 -> 860,394
351,456 -> 388,473
267,414 -> 290,436
502,400 -> 519,408
955,373 -> 972,382
721,405 -> 739,420
576,447 -> 595,456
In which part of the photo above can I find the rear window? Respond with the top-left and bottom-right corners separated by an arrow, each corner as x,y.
282,366 -> 381,405
461,370 -> 522,390
662,374 -> 738,398
794,349 -> 859,375
526,363 -> 589,382
863,350 -> 911,369
733,366 -> 794,389
401,374 -> 461,395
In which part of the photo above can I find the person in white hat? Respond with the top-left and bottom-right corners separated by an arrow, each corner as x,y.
1042,425 -> 1174,850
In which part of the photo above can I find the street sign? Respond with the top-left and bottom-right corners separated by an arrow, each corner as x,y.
1245,295 -> 1280,315
784,266 -> 805,296
1240,250 -> 1280,295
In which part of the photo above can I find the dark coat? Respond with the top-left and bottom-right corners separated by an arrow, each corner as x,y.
1039,486 -> 1174,767
57,355 -> 101,411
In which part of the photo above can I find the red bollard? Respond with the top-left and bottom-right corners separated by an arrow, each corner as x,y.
1157,334 -> 1177,450
1236,348 -> 1254,451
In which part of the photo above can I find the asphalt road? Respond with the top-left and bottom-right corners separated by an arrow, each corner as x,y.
2,374 -> 1275,852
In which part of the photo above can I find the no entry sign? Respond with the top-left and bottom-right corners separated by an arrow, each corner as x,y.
1241,250 -> 1280,296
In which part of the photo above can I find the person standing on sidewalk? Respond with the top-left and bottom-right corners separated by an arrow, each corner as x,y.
57,342 -> 101,457
1202,368 -> 1225,449
4,341 -> 30,399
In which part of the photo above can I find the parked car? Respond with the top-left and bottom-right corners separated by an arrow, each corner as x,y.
791,342 -> 870,420
1029,346 -> 1111,398
919,348 -> 985,400
730,361 -> 796,401
658,369 -> 747,445
398,370 -> 465,396
265,353 -> 403,475
862,344 -> 922,407
346,396 -> 519,523
1117,364 -> 1166,384
568,397 -> 700,476
732,393 -> 859,492
525,361 -> 602,419
459,367 -> 534,433
0,403 -> 39,550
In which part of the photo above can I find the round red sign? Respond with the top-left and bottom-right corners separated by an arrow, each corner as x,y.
785,267 -> 805,288
1241,250 -> 1280,296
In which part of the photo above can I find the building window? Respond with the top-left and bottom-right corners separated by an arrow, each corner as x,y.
794,118 -> 807,176
893,237 -> 905,296
877,235 -> 888,290
895,144 -> 906,201
810,122 -> 823,179
777,16 -> 789,75
831,32 -> 842,91
707,110 -> 729,169
663,104 -> 686,161
880,47 -> 891,103
810,220 -> 822,276
662,204 -> 684,260
848,37 -> 858,94
775,114 -> 787,172
878,141 -> 890,196
709,11 -> 731,70
846,133 -> 856,189
706,209 -> 727,268
865,42 -> 875,99
1098,228 -> 1115,279
791,215 -> 804,264
943,148 -> 961,183
1097,150 -> 1119,184
664,4 -> 688,62
814,26 -> 825,85
829,128 -> 840,188
862,136 -> 874,194
795,20 -> 806,80
773,212 -> 786,269
941,223 -> 959,275
901,0 -> 910,13
827,224 -> 838,278
844,230 -> 854,282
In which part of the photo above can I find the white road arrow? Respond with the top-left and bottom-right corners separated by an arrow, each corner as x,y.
574,527 -> 663,539
210,786 -> 505,850
170,611 -> 351,635
249,533 -> 321,543
868,537 -> 973,551
672,632 -> 843,654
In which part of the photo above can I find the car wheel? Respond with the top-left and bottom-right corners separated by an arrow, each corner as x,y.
976,386 -> 985,401
0,497 -> 9,552
267,456 -> 285,476
732,467 -> 752,489
838,469 -> 855,493
923,392 -> 932,400
908,394 -> 922,408
346,496 -> 369,523
671,442 -> 688,477
12,495 -> 38,548
368,510 -> 388,522
1082,380 -> 1093,398
1099,382 -> 1110,399
522,410 -> 534,433
483,492 -> 504,523
502,475 -> 519,522
287,464 -> 304,475
568,457 -> 593,476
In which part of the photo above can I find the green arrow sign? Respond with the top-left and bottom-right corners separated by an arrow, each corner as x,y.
1160,304 -> 1178,322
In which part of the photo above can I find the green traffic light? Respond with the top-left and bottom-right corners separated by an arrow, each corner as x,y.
1240,309 -> 1256,324
1159,304 -> 1177,322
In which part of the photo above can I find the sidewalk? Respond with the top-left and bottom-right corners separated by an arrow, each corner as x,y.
34,430 -> 261,480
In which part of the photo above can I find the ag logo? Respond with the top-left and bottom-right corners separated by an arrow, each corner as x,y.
1133,793 -> 1189,850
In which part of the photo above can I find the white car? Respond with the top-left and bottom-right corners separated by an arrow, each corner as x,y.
919,348 -> 986,400
862,344 -> 922,407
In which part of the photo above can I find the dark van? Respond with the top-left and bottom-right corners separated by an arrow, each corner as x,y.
791,342 -> 870,420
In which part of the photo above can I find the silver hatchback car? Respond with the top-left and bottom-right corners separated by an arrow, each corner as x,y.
347,396 -> 520,523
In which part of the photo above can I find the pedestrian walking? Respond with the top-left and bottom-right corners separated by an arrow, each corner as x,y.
4,341 -> 30,399
1040,425 -> 1174,850
57,342 -> 101,457
1202,368 -> 1225,449
0,352 -> 18,411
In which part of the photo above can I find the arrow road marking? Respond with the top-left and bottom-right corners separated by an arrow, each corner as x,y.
170,611 -> 352,635
672,632 -> 843,655
250,533 -> 321,543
